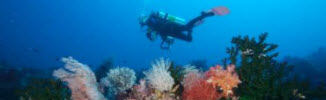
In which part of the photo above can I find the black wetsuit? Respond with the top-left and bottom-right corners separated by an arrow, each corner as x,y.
144,11 -> 215,49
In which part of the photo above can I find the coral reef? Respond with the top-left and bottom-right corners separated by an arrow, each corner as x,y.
182,69 -> 210,100
183,78 -> 218,100
53,57 -> 106,100
17,78 -> 71,100
182,66 -> 201,92
0,62 -> 53,100
126,79 -> 178,100
119,58 -> 179,100
2,33 -> 326,100
100,67 -> 136,95
144,58 -> 175,92
126,79 -> 152,100
182,65 -> 241,100
224,33 -> 300,99
205,65 -> 241,98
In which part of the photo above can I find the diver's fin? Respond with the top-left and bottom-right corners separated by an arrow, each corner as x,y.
211,6 -> 230,16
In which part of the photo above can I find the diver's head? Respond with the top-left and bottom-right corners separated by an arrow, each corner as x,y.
138,15 -> 149,27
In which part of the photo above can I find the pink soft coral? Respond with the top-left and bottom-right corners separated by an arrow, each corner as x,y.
53,57 -> 106,100
130,79 -> 151,100
205,65 -> 241,98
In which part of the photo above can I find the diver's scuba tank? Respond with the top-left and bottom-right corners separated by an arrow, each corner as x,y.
158,11 -> 186,25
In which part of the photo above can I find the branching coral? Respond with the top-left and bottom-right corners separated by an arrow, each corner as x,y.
53,57 -> 106,100
144,58 -> 175,92
100,67 -> 136,95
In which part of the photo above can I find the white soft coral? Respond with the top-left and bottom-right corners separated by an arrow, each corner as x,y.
53,57 -> 106,100
143,58 -> 175,92
100,67 -> 136,94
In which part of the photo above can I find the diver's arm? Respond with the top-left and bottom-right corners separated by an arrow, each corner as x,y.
146,31 -> 154,41
186,11 -> 215,29
146,29 -> 158,41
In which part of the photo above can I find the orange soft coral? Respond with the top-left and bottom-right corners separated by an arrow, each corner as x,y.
205,65 -> 241,98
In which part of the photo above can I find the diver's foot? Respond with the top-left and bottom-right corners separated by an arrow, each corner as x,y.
201,11 -> 207,15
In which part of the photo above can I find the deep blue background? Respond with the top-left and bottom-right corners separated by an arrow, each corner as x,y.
0,0 -> 325,70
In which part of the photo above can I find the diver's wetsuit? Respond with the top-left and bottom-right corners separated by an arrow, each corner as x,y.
144,11 -> 215,49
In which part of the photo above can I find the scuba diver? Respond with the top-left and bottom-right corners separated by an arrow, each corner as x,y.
139,6 -> 230,49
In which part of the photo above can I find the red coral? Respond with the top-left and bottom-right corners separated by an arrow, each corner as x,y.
182,65 -> 241,100
182,72 -> 221,100
182,78 -> 220,100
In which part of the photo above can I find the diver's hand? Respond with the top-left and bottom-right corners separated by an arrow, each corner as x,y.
160,41 -> 171,50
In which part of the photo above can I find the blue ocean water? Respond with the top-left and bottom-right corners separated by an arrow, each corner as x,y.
1,0 -> 325,70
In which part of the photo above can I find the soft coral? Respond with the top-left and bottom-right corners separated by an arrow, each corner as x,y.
182,71 -> 220,100
182,77 -> 220,100
205,65 -> 241,98
182,65 -> 241,100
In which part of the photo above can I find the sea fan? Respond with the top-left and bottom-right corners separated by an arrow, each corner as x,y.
143,58 -> 175,92
53,57 -> 106,100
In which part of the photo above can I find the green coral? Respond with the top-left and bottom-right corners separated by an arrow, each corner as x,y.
16,78 -> 71,100
224,33 -> 326,99
224,33 -> 296,99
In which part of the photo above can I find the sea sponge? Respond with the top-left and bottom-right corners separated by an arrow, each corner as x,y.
144,58 -> 175,92
53,57 -> 106,100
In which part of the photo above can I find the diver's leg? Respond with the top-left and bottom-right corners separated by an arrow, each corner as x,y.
186,12 -> 215,29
